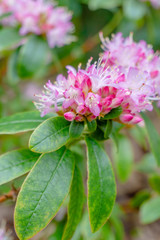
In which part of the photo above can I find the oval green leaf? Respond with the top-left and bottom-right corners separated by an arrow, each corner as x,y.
69,120 -> 84,139
14,147 -> 75,240
140,197 -> 160,224
0,149 -> 40,185
0,111 -> 53,135
85,136 -> 116,232
29,116 -> 71,153
18,35 -> 48,78
62,165 -> 84,240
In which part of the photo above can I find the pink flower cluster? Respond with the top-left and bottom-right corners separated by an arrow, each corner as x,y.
0,0 -> 75,47
141,0 -> 160,8
35,32 -> 160,125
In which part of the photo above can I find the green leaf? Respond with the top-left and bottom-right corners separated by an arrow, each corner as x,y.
136,153 -> 157,174
14,147 -> 75,240
0,149 -> 40,185
104,120 -> 112,139
131,190 -> 150,208
85,136 -> 116,232
86,119 -> 97,133
18,35 -> 48,78
90,126 -> 106,141
69,120 -> 84,139
62,166 -> 84,240
0,111 -> 53,135
0,28 -> 22,51
102,107 -> 122,120
88,0 -> 122,10
112,135 -> 133,182
141,113 -> 160,166
29,116 -> 71,153
140,197 -> 160,224
149,175 -> 160,193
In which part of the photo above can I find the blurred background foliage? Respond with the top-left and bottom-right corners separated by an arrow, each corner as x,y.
1,0 -> 160,239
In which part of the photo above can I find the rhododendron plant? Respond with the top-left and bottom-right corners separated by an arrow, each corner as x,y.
1,0 -> 160,237
0,0 -> 75,47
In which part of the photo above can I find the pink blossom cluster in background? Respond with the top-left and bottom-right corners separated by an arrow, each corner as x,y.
35,33 -> 160,125
141,0 -> 160,8
0,223 -> 13,240
0,0 -> 75,48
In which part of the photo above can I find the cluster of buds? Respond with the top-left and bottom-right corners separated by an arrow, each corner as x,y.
35,31 -> 160,125
0,0 -> 75,48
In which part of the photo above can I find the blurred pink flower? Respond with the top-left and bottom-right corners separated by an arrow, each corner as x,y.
0,221 -> 13,240
0,0 -> 75,48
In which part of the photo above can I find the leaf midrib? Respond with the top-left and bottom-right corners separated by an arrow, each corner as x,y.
31,125 -> 70,149
0,119 -> 43,126
0,156 -> 38,172
23,149 -> 67,236
91,145 -> 103,230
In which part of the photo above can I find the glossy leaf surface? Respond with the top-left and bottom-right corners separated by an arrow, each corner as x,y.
15,147 -> 75,240
62,166 -> 84,240
86,136 -> 116,232
0,149 -> 40,185
0,111 -> 52,134
29,117 -> 71,153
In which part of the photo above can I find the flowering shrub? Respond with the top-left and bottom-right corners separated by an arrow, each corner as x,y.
0,1 -> 160,240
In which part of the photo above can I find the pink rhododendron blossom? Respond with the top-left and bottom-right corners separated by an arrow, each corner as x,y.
0,0 -> 17,25
35,54 -> 159,125
100,32 -> 160,101
0,0 -> 75,47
